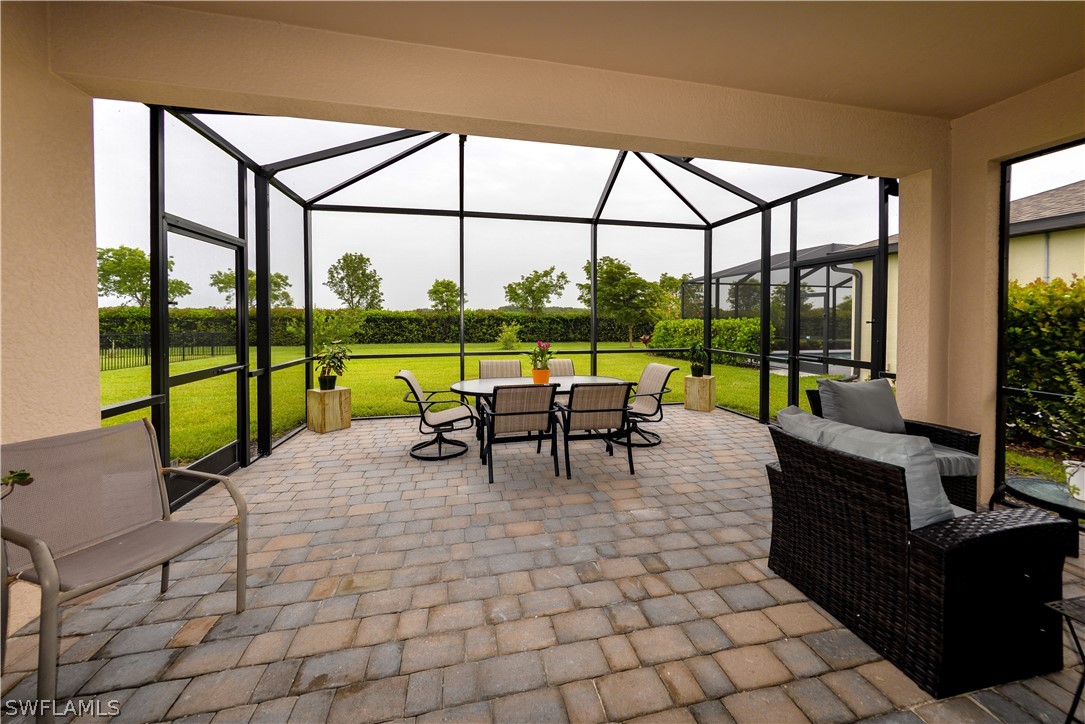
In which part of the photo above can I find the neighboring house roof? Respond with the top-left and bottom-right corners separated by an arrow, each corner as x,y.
702,181 -> 1083,282
1009,179 -> 1085,236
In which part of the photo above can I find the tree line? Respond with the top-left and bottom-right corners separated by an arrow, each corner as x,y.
98,247 -> 696,347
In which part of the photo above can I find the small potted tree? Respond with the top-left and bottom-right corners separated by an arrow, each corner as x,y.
689,342 -> 708,378
314,340 -> 350,391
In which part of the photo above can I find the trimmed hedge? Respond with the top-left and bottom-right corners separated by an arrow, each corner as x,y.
651,317 -> 770,365
1005,276 -> 1085,444
98,307 -> 650,346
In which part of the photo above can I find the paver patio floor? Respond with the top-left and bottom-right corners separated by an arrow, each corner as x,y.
2,408 -> 1083,722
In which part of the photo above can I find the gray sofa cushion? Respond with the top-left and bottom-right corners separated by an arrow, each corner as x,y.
775,406 -> 955,530
817,378 -> 907,434
931,443 -> 979,477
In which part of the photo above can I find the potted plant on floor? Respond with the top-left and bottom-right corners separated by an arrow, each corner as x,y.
689,342 -> 708,378
314,340 -> 350,391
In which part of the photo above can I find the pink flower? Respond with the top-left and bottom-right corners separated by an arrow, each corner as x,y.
538,341 -> 551,350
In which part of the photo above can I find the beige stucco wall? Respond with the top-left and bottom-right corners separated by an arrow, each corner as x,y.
0,1 -> 1081,507
1,3 -> 100,443
947,71 -> 1085,501
1008,229 -> 1085,283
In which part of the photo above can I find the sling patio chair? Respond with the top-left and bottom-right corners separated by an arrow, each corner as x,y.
480,383 -> 560,484
548,358 -> 575,377
557,381 -> 636,479
618,362 -> 679,447
0,419 -> 247,708
479,359 -> 523,379
397,369 -> 478,460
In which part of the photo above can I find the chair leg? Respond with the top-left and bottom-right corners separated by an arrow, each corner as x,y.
486,435 -> 495,485
160,562 -> 170,594
236,517 -> 248,613
625,430 -> 635,475
37,579 -> 59,712
550,428 -> 559,477
613,420 -> 662,447
564,430 -> 572,479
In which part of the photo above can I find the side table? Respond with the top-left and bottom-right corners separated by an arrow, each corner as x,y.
1046,597 -> 1084,724
307,387 -> 352,433
684,375 -> 716,411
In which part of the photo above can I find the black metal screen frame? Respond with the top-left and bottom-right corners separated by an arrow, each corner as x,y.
103,103 -> 895,487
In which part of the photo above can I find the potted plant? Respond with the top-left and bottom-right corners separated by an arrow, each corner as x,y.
314,340 -> 351,391
689,342 -> 708,378
527,340 -> 555,384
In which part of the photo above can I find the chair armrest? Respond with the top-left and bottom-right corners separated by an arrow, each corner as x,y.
909,507 -> 1074,557
2,526 -> 61,590
904,420 -> 980,455
630,386 -> 671,399
162,468 -> 248,520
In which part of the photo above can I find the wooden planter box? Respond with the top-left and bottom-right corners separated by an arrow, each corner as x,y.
307,387 -> 352,433
683,375 -> 716,411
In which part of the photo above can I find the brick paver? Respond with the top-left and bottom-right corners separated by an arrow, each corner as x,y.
2,409 -> 1081,723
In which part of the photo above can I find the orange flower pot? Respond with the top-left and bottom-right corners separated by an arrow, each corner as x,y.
532,369 -> 551,384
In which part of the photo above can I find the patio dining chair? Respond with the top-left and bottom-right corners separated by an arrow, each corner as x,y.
619,363 -> 679,447
397,370 -> 478,460
480,383 -> 560,484
557,382 -> 636,479
548,358 -> 575,377
0,420 -> 248,708
479,359 -> 522,378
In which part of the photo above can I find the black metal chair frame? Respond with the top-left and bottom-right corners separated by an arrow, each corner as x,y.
557,382 -> 636,479
618,365 -> 679,448
397,372 -> 477,461
479,384 -> 560,484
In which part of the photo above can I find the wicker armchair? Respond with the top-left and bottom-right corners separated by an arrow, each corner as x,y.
807,388 -> 979,511
767,425 -> 1074,698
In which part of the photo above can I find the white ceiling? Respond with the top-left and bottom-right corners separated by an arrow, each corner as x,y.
160,1 -> 1085,119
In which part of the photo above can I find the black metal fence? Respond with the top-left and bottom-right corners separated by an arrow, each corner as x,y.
99,332 -> 235,371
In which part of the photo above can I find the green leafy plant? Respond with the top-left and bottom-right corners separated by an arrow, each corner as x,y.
1,469 -> 34,499
496,322 -> 522,350
527,340 -> 556,370
314,340 -> 351,378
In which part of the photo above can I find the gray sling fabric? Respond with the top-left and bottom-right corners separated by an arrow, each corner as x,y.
548,359 -> 575,377
490,384 -> 556,435
629,363 -> 678,416
2,421 -> 165,577
479,359 -> 522,378
566,383 -> 629,431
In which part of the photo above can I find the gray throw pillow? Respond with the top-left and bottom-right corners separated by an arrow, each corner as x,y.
817,378 -> 906,434
816,422 -> 954,530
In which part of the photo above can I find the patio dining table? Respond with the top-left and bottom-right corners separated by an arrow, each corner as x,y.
450,375 -> 625,400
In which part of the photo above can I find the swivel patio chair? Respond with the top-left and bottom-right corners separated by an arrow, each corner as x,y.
557,382 -> 636,479
618,363 -> 679,447
548,358 -> 575,377
397,369 -> 478,460
0,420 -> 248,709
479,359 -> 522,379
480,383 -> 560,484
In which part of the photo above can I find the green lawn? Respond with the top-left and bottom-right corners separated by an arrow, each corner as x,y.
101,342 -> 821,464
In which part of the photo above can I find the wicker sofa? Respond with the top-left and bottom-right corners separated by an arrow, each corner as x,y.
767,424 -> 1074,698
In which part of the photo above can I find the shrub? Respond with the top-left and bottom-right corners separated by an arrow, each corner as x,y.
496,322 -> 522,350
1005,276 -> 1085,446
651,317 -> 770,366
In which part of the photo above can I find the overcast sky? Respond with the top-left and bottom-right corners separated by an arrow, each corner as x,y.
93,99 -> 1081,310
